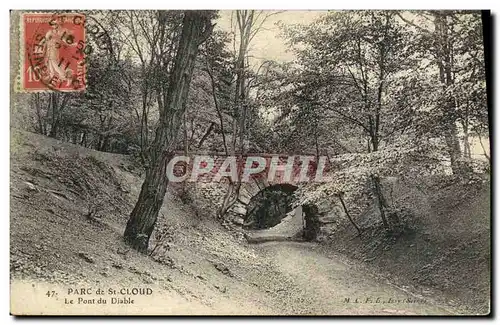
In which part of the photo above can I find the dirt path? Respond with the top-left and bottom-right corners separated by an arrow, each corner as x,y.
252,241 -> 454,315
11,240 -> 456,316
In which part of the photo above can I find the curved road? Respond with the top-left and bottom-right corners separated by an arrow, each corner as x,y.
254,241 -> 454,315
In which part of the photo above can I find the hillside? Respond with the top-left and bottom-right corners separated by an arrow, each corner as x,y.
322,173 -> 491,314
10,130 -> 487,315
10,129 -> 283,315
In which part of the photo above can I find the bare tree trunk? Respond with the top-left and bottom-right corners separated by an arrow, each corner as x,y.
462,128 -> 471,159
124,11 -> 213,253
462,100 -> 472,158
48,93 -> 59,138
371,175 -> 389,230
314,116 -> 320,161
197,122 -> 215,148
32,93 -> 45,134
444,122 -> 462,169
478,134 -> 490,163
183,111 -> 189,153
337,192 -> 361,234
47,93 -> 70,139
80,131 -> 87,147
217,10 -> 258,220
205,61 -> 229,154
434,12 -> 462,173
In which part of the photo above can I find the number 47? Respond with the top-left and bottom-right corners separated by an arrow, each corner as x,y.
46,291 -> 56,297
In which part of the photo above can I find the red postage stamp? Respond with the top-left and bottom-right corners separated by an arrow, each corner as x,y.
20,13 -> 86,92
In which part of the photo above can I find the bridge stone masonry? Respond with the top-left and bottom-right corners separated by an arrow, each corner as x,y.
168,152 -> 332,185
167,152 -> 334,231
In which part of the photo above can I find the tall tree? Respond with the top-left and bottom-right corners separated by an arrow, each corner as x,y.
117,10 -> 184,162
216,10 -> 282,219
277,11 -> 418,229
397,10 -> 487,172
124,11 -> 214,252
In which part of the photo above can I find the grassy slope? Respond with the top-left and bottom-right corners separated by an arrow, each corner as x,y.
325,172 -> 491,314
9,129 -> 298,315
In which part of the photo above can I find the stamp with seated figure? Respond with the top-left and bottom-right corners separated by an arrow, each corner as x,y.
20,12 -> 86,92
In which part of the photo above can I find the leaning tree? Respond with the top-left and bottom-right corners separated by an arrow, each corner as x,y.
124,10 -> 215,252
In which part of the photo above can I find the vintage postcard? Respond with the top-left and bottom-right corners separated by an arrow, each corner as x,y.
9,9 -> 491,316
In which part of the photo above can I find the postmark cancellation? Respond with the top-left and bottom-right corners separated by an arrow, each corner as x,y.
18,12 -> 86,92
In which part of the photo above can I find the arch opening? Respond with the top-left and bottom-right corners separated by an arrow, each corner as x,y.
243,183 -> 298,230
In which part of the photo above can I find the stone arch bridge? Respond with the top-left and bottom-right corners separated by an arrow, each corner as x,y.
169,152 -> 331,229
